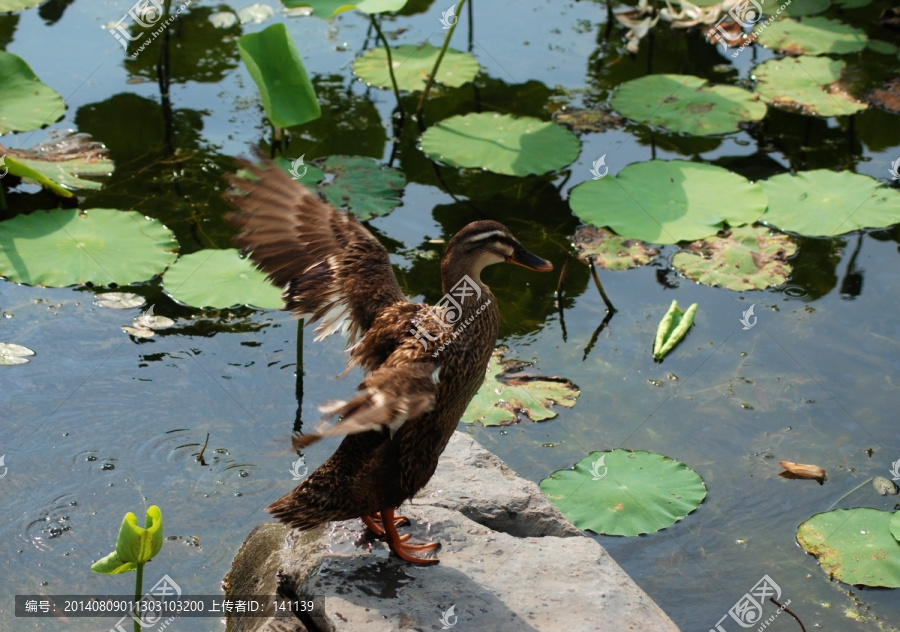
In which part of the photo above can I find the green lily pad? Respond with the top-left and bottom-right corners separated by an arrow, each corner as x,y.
569,160 -> 767,244
162,249 -> 284,309
891,512 -> 900,542
572,225 -> 658,270
0,50 -> 65,133
867,39 -> 898,55
318,156 -> 405,220
611,74 -> 766,136
420,113 -> 580,177
283,0 -> 407,17
0,342 -> 35,366
760,0 -> 831,16
540,449 -> 706,536
353,43 -> 479,91
653,300 -> 698,361
798,508 -> 900,587
759,17 -> 866,55
753,56 -> 867,117
238,23 -> 321,129
760,170 -> 900,237
672,226 -> 797,291
0,0 -> 44,10
4,131 -> 114,193
0,209 -> 178,287
462,348 -> 579,426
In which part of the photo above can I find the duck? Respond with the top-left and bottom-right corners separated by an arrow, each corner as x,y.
225,155 -> 552,565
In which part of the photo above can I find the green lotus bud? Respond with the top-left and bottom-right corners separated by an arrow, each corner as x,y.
91,506 -> 163,574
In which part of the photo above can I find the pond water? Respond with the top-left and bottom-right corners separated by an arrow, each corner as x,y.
1,0 -> 900,630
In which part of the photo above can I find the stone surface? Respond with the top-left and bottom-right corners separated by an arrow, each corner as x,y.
227,432 -> 679,632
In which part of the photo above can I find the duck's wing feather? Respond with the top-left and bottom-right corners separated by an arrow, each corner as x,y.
226,156 -> 406,344
292,362 -> 440,449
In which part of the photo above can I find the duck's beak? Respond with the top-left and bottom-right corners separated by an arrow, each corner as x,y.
507,244 -> 553,272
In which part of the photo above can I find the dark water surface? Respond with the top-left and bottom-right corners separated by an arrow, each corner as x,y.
1,0 -> 899,630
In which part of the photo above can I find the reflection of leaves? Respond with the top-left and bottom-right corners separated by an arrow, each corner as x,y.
462,348 -> 579,426
540,450 -> 706,536
672,226 -> 797,291
798,508 -> 900,587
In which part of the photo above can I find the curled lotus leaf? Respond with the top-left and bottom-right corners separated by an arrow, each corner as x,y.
462,348 -> 579,426
572,225 -> 659,271
672,225 -> 797,291
653,300 -> 698,361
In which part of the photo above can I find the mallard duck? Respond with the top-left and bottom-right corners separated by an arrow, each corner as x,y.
226,156 -> 552,565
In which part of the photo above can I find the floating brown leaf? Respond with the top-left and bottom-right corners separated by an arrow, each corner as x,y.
779,460 -> 825,480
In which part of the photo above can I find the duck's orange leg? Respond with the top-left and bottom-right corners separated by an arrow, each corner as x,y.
372,510 -> 410,528
380,507 -> 439,565
361,514 -> 410,542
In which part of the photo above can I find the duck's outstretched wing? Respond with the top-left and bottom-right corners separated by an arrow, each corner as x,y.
292,362 -> 440,449
226,155 -> 406,344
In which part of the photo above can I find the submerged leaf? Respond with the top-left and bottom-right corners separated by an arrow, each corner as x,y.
779,460 -> 826,480
540,449 -> 706,536
462,348 -> 579,426
0,342 -> 35,366
798,508 -> 900,587
653,300 -> 698,361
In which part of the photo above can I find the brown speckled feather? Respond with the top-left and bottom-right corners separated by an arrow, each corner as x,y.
225,155 -> 551,535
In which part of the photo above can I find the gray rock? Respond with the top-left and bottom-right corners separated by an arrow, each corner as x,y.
227,432 -> 679,632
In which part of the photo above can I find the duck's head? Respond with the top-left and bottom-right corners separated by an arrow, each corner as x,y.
441,220 -> 553,286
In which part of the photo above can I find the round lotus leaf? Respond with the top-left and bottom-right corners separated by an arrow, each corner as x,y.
760,170 -> 900,236
420,113 -> 580,177
162,249 -> 284,309
572,225 -> 659,270
353,44 -> 479,92
891,512 -> 900,543
540,449 -> 706,536
672,225 -> 797,291
568,160 -> 767,244
0,209 -> 178,287
753,56 -> 867,117
798,508 -> 900,587
318,156 -> 405,220
611,74 -> 766,136
0,50 -> 65,133
759,17 -> 866,55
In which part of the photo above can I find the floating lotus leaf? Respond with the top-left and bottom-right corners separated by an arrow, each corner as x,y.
163,249 -> 284,309
760,0 -> 830,16
318,156 -> 405,220
760,170 -> 900,236
0,342 -> 35,366
238,23 -> 321,129
569,160 -> 766,244
611,74 -> 766,136
540,450 -> 706,536
0,0 -> 44,10
353,44 -> 479,91
891,512 -> 900,542
759,17 -> 866,55
0,50 -> 65,133
4,131 -> 114,193
462,348 -> 579,426
753,56 -> 867,117
0,209 -> 178,287
672,225 -> 797,291
420,113 -> 580,177
798,508 -> 900,587
572,225 -> 658,270
95,292 -> 146,309
283,0 -> 407,17
653,300 -> 698,361
552,107 -> 623,133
